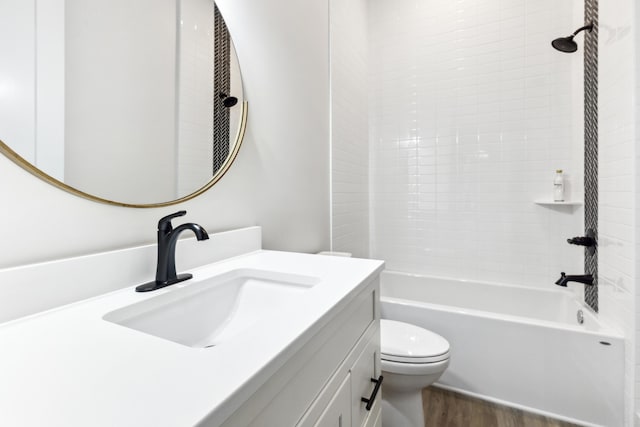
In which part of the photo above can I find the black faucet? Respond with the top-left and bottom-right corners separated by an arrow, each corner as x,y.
555,272 -> 594,287
136,211 -> 209,292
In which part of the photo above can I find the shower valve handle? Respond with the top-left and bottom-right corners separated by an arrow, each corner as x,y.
566,228 -> 597,256
567,236 -> 596,247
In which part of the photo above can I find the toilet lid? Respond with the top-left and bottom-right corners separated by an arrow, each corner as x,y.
381,319 -> 450,364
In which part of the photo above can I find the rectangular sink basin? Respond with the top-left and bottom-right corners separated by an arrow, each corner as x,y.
103,269 -> 319,348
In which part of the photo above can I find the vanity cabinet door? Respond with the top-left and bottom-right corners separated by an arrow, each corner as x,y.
351,336 -> 381,427
362,402 -> 381,427
313,374 -> 352,427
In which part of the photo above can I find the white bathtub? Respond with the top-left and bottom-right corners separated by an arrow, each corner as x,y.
380,270 -> 624,427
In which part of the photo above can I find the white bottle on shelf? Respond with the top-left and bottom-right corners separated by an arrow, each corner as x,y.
553,169 -> 565,202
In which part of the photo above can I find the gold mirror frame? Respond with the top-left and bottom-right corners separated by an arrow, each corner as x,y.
0,101 -> 247,208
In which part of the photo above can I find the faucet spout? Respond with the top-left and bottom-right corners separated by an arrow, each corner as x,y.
171,222 -> 209,242
555,272 -> 594,287
136,211 -> 209,292
157,223 -> 209,284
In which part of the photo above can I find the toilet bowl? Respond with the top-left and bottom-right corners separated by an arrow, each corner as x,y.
381,319 -> 450,427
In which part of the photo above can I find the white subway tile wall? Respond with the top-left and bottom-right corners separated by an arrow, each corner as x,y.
598,0 -> 636,424
330,0 -> 370,258
178,0 -> 216,197
368,0 -> 584,287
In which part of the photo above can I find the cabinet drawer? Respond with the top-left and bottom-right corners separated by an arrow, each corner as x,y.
351,334 -> 381,427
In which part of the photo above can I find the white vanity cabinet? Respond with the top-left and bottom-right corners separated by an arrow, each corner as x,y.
216,276 -> 381,427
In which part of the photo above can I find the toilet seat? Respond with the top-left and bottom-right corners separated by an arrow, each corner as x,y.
381,357 -> 450,376
381,319 -> 450,364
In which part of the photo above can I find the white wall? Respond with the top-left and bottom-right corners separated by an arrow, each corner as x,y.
0,1 -> 36,162
0,0 -> 329,270
330,0 -> 369,258
64,0 -> 178,204
217,0 -> 330,253
36,0 -> 65,181
598,1 -> 637,425
368,0 -> 584,288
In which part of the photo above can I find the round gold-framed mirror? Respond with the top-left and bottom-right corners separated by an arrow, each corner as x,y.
0,0 -> 247,208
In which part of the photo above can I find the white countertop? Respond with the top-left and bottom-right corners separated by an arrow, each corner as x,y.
0,250 -> 384,427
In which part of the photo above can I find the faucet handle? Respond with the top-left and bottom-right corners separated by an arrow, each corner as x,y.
566,228 -> 597,256
158,210 -> 187,232
567,236 -> 596,246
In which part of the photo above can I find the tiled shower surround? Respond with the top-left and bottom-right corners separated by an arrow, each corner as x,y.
331,0 -> 370,258
597,0 -> 637,423
369,0 -> 585,288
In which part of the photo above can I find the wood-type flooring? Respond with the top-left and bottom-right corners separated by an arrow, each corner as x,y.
422,387 -> 581,427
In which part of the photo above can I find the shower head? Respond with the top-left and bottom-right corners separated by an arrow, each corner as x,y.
551,35 -> 578,53
219,92 -> 239,108
551,23 -> 593,53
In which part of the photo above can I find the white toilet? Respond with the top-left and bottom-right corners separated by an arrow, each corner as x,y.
380,319 -> 450,427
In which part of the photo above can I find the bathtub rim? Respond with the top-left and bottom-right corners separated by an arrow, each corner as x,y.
381,269 -> 580,298
380,270 -> 623,339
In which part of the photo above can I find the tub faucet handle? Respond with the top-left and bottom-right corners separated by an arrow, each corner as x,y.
566,228 -> 597,256
567,236 -> 595,246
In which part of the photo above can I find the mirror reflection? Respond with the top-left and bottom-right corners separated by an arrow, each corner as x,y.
0,0 -> 245,206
